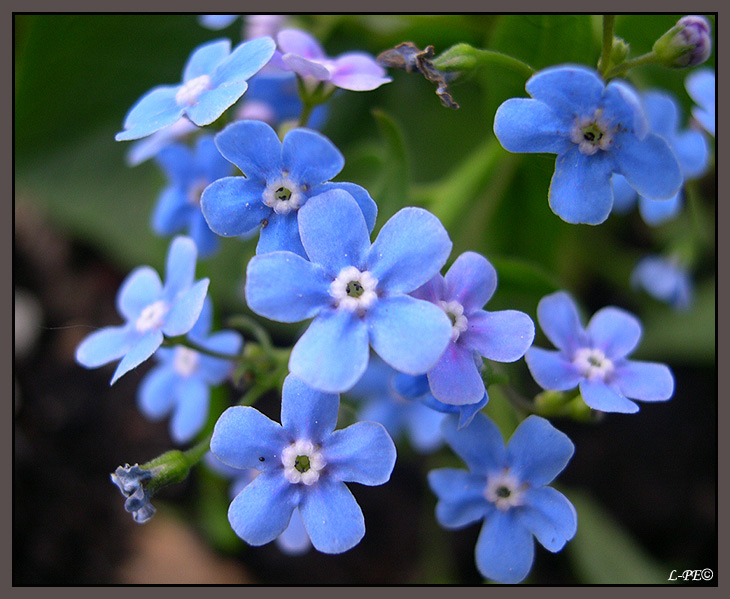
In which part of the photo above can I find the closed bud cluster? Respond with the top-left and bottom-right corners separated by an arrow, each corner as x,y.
653,15 -> 712,68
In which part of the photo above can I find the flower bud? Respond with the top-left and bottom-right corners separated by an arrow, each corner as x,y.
653,15 -> 712,68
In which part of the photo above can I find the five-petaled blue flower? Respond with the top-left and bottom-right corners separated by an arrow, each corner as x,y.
493,65 -> 682,225
153,135 -> 234,257
685,68 -> 716,137
611,89 -> 709,225
525,291 -> 674,413
201,120 -> 376,257
137,299 -> 242,443
631,255 -> 693,311
210,374 -> 397,554
75,236 -> 210,385
428,414 -> 577,584
115,37 -> 276,141
244,189 -> 453,393
411,252 -> 535,406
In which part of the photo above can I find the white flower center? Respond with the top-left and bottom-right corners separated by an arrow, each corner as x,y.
330,266 -> 379,312
262,177 -> 306,214
175,75 -> 212,106
570,110 -> 614,156
484,469 -> 525,511
439,300 -> 468,342
572,347 -> 614,381
135,300 -> 169,333
281,440 -> 326,485
187,178 -> 208,207
173,346 -> 200,377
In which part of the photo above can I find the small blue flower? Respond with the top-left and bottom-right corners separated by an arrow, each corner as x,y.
137,299 -> 242,443
110,464 -> 156,524
686,68 -> 715,137
494,65 -> 682,225
201,120 -> 375,257
525,291 -> 674,413
210,374 -> 397,554
126,117 -> 199,167
428,414 -> 577,584
244,189 -> 453,393
116,37 -> 276,141
153,136 -> 234,257
75,237 -> 210,385
198,14 -> 238,30
411,252 -> 535,406
631,255 -> 693,311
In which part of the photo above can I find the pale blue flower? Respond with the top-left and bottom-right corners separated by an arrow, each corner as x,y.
631,256 -> 693,310
686,68 -> 715,136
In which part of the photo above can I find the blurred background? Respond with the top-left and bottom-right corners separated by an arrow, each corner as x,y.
15,14 -> 716,584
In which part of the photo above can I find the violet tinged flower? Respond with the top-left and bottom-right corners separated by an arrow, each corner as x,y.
631,256 -> 693,311
153,135 -> 234,257
210,374 -> 397,553
686,68 -> 715,137
115,37 -> 276,141
654,15 -> 712,69
525,291 -> 674,414
75,237 -> 209,385
201,120 -> 376,258
275,29 -> 391,92
428,414 -> 576,584
493,65 -> 682,225
410,252 -> 534,406
245,189 -> 453,393
110,464 -> 156,524
137,300 -> 242,443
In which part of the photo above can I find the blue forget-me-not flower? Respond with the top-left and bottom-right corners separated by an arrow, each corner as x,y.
201,120 -> 376,258
115,37 -> 276,141
210,374 -> 397,554
525,291 -> 674,413
244,189 -> 453,393
75,236 -> 209,385
428,414 -> 577,583
686,68 -> 715,137
631,255 -> 693,311
493,65 -> 682,225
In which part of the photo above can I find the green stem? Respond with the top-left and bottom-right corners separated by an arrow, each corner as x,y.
162,336 -> 242,362
227,315 -> 274,353
604,51 -> 659,79
598,15 -> 615,77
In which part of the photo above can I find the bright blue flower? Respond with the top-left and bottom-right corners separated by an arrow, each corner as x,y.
525,291 -> 674,413
411,252 -> 535,406
137,299 -> 242,443
116,37 -> 276,141
201,120 -> 375,257
153,136 -> 234,257
686,68 -> 715,136
244,190 -> 453,392
198,15 -> 238,30
210,374 -> 397,554
428,414 -> 576,584
75,237 -> 210,385
494,65 -> 682,225
631,256 -> 693,311
110,464 -> 156,524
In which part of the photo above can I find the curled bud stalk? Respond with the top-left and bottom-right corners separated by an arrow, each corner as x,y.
654,15 -> 712,68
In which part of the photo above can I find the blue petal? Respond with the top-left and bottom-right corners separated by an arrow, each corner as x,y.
517,486 -> 577,552
685,69 -> 715,136
162,236 -> 198,299
404,403 -> 447,452
276,508 -> 311,555
392,372 -> 430,399
493,98 -> 573,154
214,120 -> 282,178
427,342 -> 485,406
673,130 -> 709,179
641,90 -> 679,140
579,379 -> 639,413
631,256 -> 693,309
152,187 -> 190,236
201,176 -> 270,237
368,295 -> 452,376
183,39 -> 231,82
602,80 -> 648,138
639,192 -> 682,226
444,252 -> 497,313
322,421 -> 396,485
256,210 -> 307,258
366,207 -> 452,294
111,330 -> 164,385
228,470 -> 299,545
613,132 -> 682,200
525,65 -> 604,120
420,391 -> 488,429
525,347 -> 582,391
245,251 -> 331,322
281,128 -> 344,185
162,278 -> 209,337
549,147 -> 614,225
198,14 -> 238,30
116,266 -> 163,321
346,355 -> 392,399
196,331 -> 242,383
137,365 -> 178,419
280,374 -> 340,443
610,174 -> 638,214
212,37 -> 277,88
410,274 -> 446,304
613,360 -> 674,402
506,415 -> 574,486
289,308 -> 370,392
475,510 -> 534,584
75,325 -> 135,368
211,406 -> 289,470
299,478 -> 365,554
536,291 -> 588,354
297,190 -> 371,275
586,307 -> 641,360
170,377 -> 210,443
186,80 -> 249,126
155,144 -> 194,183
313,182 -> 377,233
357,398 -> 403,440
441,413 -> 506,475
189,211 -> 220,257
428,468 -> 490,528
196,134 -> 234,181
462,309 -> 535,363
115,86 -> 182,142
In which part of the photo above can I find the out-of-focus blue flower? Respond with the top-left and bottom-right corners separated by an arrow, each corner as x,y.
411,252 -> 534,406
210,374 -> 396,554
137,300 -> 242,443
153,136 -> 234,257
75,237 -> 209,385
126,117 -> 199,167
198,14 -> 238,30
494,65 -> 682,225
110,464 -> 156,524
525,291 -> 674,413
116,37 -> 276,141
275,29 -> 391,91
245,190 -> 453,393
428,414 -> 576,583
686,68 -> 715,136
654,15 -> 712,68
201,120 -> 374,257
631,255 -> 693,311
